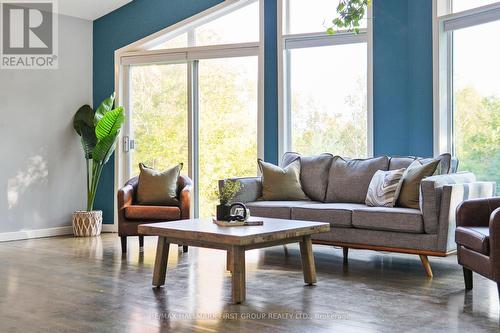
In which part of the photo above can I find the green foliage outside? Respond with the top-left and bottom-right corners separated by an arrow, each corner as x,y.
454,86 -> 499,192
291,77 -> 367,157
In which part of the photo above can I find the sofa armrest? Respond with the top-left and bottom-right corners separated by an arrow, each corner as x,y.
435,181 -> 496,253
420,172 -> 478,234
490,207 -> 500,280
218,177 -> 262,204
178,175 -> 192,219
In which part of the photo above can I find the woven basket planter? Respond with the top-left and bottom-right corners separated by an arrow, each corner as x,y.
72,211 -> 102,237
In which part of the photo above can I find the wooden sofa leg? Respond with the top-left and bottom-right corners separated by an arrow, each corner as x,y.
121,236 -> 127,253
139,236 -> 144,249
343,247 -> 349,264
419,255 -> 433,278
463,267 -> 473,290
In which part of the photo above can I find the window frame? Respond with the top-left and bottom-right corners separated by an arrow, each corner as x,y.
112,0 -> 264,226
433,0 -> 500,155
277,0 -> 374,158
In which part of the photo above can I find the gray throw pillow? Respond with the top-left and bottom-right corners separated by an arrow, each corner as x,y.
258,159 -> 309,201
365,168 -> 406,207
325,156 -> 390,203
281,152 -> 334,202
137,163 -> 182,206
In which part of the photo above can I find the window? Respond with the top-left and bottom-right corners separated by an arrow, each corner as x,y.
118,0 -> 262,218
435,0 -> 500,190
279,0 -> 371,157
149,1 -> 259,50
452,0 -> 499,12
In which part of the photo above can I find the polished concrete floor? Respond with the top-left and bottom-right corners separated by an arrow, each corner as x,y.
0,234 -> 498,333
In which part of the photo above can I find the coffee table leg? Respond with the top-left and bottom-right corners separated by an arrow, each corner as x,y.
226,249 -> 233,272
231,246 -> 246,304
152,236 -> 170,287
299,236 -> 317,285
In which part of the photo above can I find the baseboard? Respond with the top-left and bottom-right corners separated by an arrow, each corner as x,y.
0,226 -> 73,242
102,224 -> 118,233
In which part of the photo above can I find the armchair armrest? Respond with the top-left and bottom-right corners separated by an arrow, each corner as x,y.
178,175 -> 192,219
218,177 -> 262,204
118,177 -> 138,210
490,207 -> 500,280
456,197 -> 500,227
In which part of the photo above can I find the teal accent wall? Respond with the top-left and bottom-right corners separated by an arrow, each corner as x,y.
373,0 -> 433,156
94,0 -> 434,223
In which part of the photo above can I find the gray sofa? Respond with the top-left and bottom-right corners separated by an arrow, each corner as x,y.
220,153 -> 497,276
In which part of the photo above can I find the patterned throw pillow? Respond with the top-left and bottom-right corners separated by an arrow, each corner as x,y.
365,168 -> 406,207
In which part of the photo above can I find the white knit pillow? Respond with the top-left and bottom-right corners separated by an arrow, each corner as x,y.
365,168 -> 406,207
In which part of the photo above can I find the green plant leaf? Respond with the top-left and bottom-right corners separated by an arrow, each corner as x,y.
73,105 -> 94,136
94,93 -> 115,124
80,125 -> 97,159
92,132 -> 119,164
95,107 -> 124,140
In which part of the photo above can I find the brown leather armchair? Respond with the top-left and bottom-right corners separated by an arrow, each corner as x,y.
117,175 -> 192,253
456,197 -> 500,298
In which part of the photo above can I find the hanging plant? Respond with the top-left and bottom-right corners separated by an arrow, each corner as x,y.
327,0 -> 371,35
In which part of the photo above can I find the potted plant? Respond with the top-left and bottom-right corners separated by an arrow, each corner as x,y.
72,93 -> 125,236
216,180 -> 242,221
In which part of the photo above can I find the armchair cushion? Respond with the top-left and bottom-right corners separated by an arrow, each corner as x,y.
125,205 -> 181,221
456,226 -> 490,255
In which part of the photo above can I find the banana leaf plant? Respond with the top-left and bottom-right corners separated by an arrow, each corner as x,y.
73,93 -> 125,212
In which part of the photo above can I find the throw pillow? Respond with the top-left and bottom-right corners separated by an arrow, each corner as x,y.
258,159 -> 309,201
137,163 -> 182,206
396,159 -> 440,209
365,168 -> 406,207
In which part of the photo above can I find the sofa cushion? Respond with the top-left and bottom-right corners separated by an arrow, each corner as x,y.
456,227 -> 490,255
352,207 -> 424,233
389,154 -> 453,175
292,203 -> 367,227
281,152 -> 334,202
420,153 -> 452,175
125,205 -> 181,221
325,156 -> 390,203
389,157 -> 416,170
246,201 -> 313,219
258,159 -> 309,201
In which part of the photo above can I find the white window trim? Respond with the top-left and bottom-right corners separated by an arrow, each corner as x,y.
432,0 -> 500,155
110,0 -> 264,227
277,0 -> 374,159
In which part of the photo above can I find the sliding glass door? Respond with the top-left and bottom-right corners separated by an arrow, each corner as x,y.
129,63 -> 189,177
125,56 -> 258,218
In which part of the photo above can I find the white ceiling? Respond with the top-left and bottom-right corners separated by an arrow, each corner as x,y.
58,0 -> 133,21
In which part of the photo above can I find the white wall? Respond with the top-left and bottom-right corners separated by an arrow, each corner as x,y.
0,15 -> 92,239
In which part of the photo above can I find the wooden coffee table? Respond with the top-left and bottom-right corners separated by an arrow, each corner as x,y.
138,218 -> 330,304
